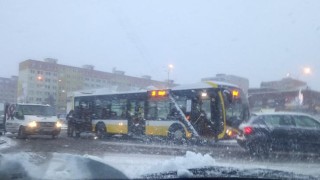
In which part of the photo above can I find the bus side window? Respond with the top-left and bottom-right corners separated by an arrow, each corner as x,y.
101,107 -> 111,119
147,101 -> 170,121
147,101 -> 157,120
111,99 -> 127,119
128,101 -> 145,125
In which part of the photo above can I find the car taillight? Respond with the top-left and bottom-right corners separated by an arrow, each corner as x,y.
243,126 -> 253,135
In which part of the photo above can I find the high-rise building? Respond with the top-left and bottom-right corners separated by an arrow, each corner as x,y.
201,74 -> 249,94
18,59 -> 167,113
0,76 -> 18,104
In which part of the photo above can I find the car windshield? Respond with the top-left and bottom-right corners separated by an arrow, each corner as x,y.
1,0 -> 320,179
19,105 -> 56,117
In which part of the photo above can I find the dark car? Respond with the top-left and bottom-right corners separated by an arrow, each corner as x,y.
237,112 -> 320,155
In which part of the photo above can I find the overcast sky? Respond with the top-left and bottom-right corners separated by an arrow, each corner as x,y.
0,0 -> 320,90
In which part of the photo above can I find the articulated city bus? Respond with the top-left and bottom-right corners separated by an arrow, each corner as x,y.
68,81 -> 249,141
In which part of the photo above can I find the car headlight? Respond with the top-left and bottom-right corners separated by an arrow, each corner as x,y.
28,121 -> 37,128
56,121 -> 62,128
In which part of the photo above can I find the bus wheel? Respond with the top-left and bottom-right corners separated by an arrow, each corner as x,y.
168,126 -> 186,143
96,123 -> 106,139
17,126 -> 27,139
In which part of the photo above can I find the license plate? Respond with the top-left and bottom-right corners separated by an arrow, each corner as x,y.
42,128 -> 52,132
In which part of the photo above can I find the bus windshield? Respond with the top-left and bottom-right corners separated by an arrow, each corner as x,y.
19,105 -> 55,117
226,98 -> 249,127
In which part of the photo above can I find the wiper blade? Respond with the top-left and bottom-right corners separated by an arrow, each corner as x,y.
142,166 -> 318,179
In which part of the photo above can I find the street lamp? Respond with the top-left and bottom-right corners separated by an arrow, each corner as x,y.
167,64 -> 174,87
37,75 -> 43,81
303,67 -> 312,75
286,66 -> 312,79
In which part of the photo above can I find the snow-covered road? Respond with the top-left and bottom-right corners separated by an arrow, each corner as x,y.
0,151 -> 320,179
1,134 -> 320,179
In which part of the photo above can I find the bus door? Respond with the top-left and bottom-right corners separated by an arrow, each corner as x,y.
128,100 -> 145,135
188,94 -> 213,138
187,91 -> 225,139
223,88 -> 249,137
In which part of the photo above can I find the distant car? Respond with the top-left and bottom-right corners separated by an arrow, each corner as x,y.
237,112 -> 320,155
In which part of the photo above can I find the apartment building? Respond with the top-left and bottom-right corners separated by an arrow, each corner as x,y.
0,76 -> 18,104
18,58 -> 167,112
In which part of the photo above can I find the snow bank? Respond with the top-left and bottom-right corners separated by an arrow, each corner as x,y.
94,151 -> 215,178
61,151 -> 215,178
146,151 -> 215,174
0,151 -> 319,179
0,153 -> 94,179
0,136 -> 16,150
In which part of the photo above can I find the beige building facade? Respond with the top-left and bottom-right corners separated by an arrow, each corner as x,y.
18,59 -> 167,113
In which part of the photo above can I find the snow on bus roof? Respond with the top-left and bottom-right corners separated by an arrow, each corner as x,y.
72,88 -> 147,97
72,81 -> 238,97
17,103 -> 51,106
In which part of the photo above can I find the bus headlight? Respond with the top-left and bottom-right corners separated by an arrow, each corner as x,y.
56,121 -> 62,128
226,129 -> 233,137
28,121 -> 37,128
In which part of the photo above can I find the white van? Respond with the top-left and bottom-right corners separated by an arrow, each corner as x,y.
5,103 -> 62,139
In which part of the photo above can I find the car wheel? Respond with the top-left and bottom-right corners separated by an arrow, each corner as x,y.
96,123 -> 106,139
17,126 -> 27,139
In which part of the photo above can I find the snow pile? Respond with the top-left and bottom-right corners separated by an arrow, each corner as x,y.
145,151 -> 215,175
92,153 -> 172,178
85,151 -> 215,178
40,154 -> 92,179
0,153 -> 92,179
91,151 -> 215,178
0,136 -> 16,150
0,152 -> 319,179
0,153 -> 40,178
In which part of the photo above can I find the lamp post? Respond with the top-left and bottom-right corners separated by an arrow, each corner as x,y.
167,64 -> 174,88
303,67 -> 312,76
286,66 -> 312,79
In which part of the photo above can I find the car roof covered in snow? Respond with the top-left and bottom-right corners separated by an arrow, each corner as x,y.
252,111 -> 316,117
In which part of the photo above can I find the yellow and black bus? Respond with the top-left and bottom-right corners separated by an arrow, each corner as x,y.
68,81 -> 249,141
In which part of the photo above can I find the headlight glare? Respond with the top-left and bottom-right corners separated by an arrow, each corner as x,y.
28,121 -> 37,128
56,121 -> 62,128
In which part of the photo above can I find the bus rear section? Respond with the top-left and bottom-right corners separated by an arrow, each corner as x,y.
147,86 -> 249,141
